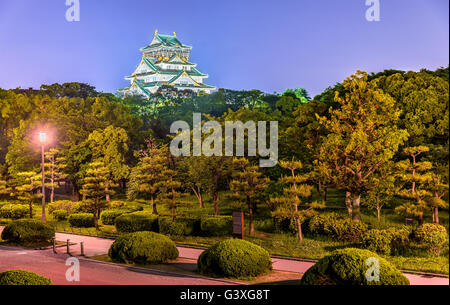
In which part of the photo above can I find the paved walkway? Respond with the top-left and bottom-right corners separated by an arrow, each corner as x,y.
1,227 -> 448,285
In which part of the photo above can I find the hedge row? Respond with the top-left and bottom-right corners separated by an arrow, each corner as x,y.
308,213 -> 367,242
1,219 -> 55,243
114,213 -> 233,237
0,204 -> 29,219
68,213 -> 95,228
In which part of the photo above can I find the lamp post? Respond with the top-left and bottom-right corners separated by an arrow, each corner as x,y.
39,132 -> 46,222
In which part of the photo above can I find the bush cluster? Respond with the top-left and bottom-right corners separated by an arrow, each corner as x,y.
197,239 -> 272,278
115,211 -> 158,233
200,216 -> 232,236
308,213 -> 367,242
0,204 -> 29,219
68,213 -> 95,227
158,216 -> 202,236
0,270 -> 53,285
414,224 -> 448,256
48,200 -> 73,214
51,209 -> 69,221
300,248 -> 410,285
108,231 -> 179,264
100,209 -> 126,225
71,200 -> 96,214
1,219 -> 55,243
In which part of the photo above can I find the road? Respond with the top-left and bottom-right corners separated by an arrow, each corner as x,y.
0,229 -> 448,285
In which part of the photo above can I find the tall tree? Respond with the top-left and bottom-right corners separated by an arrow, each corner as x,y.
80,162 -> 115,228
11,172 -> 42,218
230,158 -> 269,235
158,169 -> 182,221
270,160 -> 324,243
44,148 -> 67,203
317,71 -> 408,221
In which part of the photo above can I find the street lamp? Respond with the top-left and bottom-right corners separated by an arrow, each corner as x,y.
39,131 -> 47,222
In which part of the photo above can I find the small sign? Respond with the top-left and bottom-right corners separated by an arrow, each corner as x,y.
232,212 -> 244,239
405,218 -> 414,225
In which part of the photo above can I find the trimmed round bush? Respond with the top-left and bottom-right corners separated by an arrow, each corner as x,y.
52,209 -> 69,221
108,231 -> 179,264
414,223 -> 448,256
68,213 -> 95,228
0,270 -> 53,285
101,209 -> 126,225
0,204 -> 29,219
1,219 -> 55,243
48,200 -> 73,214
361,229 -> 393,255
300,248 -> 410,285
71,200 -> 96,214
115,211 -> 158,233
200,216 -> 232,236
158,217 -> 199,236
308,213 -> 366,242
197,239 -> 272,278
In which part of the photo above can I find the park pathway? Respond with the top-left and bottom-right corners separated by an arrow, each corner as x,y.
0,227 -> 448,285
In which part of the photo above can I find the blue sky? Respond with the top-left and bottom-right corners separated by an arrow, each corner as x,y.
0,0 -> 448,97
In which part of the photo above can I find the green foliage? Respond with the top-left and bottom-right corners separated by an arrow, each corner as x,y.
414,223 -> 448,256
51,209 -> 69,221
308,213 -> 367,242
197,239 -> 272,278
100,209 -> 127,225
68,213 -> 95,228
200,216 -> 232,236
48,200 -> 73,214
1,219 -> 55,243
0,204 -> 28,219
71,200 -> 96,214
108,231 -> 179,264
0,270 -> 53,285
361,229 -> 394,255
115,211 -> 159,233
300,248 -> 410,285
158,216 -> 198,236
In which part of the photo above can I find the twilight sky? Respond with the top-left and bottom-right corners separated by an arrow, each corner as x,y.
0,0 -> 448,97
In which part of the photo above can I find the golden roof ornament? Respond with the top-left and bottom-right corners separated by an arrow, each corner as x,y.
173,32 -> 177,37
154,29 -> 158,36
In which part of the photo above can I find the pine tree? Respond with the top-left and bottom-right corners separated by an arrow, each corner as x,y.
44,148 -> 67,203
426,173 -> 449,224
80,162 -> 116,228
11,172 -> 42,218
230,158 -> 269,235
0,176 -> 11,196
270,160 -> 324,243
158,169 -> 182,220
133,139 -> 167,214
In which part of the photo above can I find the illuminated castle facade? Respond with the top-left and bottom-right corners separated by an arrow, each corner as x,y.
119,30 -> 215,98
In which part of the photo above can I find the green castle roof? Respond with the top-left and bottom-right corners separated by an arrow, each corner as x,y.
141,33 -> 192,51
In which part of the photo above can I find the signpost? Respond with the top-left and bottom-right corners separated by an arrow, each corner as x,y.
232,211 -> 244,240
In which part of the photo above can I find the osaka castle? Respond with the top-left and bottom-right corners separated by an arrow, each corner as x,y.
119,30 -> 215,98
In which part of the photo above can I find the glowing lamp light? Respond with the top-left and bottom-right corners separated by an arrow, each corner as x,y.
39,132 -> 47,143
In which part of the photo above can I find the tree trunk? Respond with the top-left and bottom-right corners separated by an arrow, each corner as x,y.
377,206 -> 381,224
345,191 -> 352,217
316,183 -> 321,198
434,207 -> 439,224
151,196 -> 158,214
29,201 -> 33,218
93,211 -> 99,229
105,187 -> 110,202
213,192 -> 219,215
248,197 -> 254,235
418,213 -> 423,226
296,218 -> 303,243
192,186 -> 203,208
351,193 -> 361,222
322,187 -> 327,203
50,171 -> 54,203
72,184 -> 80,201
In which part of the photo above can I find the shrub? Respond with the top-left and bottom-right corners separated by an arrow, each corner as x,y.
52,209 -> 69,221
108,231 -> 178,264
414,224 -> 448,256
0,204 -> 29,219
308,213 -> 367,242
200,216 -> 232,236
387,227 -> 411,255
1,219 -> 55,243
120,203 -> 144,213
361,229 -> 392,255
71,200 -> 96,214
48,200 -> 73,214
197,239 -> 272,278
115,211 -> 158,233
300,248 -> 410,285
101,209 -> 126,225
68,213 -> 95,228
0,270 -> 53,285
158,217 -> 199,236
109,200 -> 128,209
